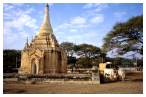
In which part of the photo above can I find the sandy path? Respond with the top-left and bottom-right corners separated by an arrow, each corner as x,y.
3,81 -> 143,94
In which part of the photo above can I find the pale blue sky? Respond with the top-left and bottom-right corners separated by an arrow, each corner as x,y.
3,3 -> 143,50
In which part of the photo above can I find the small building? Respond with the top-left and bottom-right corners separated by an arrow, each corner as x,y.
19,4 -> 67,75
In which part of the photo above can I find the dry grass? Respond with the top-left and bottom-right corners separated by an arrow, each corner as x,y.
3,72 -> 143,94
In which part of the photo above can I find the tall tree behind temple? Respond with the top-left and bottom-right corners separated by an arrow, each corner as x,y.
102,15 -> 143,55
75,44 -> 101,68
60,42 -> 102,68
60,42 -> 75,57
60,42 -> 77,68
3,49 -> 21,73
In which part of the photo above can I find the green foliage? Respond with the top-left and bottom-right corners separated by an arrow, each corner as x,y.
76,57 -> 92,68
3,49 -> 21,73
102,15 -> 143,55
60,42 -> 75,57
60,42 -> 77,67
99,52 -> 106,63
60,42 -> 102,68
75,44 -> 101,58
75,44 -> 101,68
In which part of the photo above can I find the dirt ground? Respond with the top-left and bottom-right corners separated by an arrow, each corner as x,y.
3,72 -> 143,94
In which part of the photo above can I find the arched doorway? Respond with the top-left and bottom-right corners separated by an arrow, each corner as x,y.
31,54 -> 41,74
31,58 -> 39,74
32,64 -> 37,74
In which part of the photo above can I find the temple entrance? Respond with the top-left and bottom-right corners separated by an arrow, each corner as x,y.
31,58 -> 39,74
32,64 -> 37,74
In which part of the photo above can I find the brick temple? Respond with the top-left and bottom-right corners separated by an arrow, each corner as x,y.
19,4 -> 67,75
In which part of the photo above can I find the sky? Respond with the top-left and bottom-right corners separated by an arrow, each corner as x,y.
3,3 -> 143,50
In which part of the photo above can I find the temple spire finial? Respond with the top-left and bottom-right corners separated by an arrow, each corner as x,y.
39,3 -> 53,35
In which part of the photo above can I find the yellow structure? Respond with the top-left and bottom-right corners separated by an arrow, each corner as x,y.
99,62 -> 112,71
19,4 -> 67,75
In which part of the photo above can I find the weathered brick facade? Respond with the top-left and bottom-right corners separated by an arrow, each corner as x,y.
19,4 -> 67,75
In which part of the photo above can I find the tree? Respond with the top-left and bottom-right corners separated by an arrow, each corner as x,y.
99,52 -> 106,63
76,57 -> 92,68
75,44 -> 101,58
75,44 -> 101,68
60,42 -> 77,70
60,42 -> 75,57
3,49 -> 21,73
102,15 -> 143,55
60,42 -> 102,68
